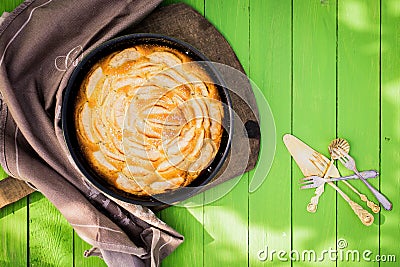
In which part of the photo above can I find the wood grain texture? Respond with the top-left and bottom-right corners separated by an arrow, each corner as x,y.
74,232 -> 107,267
248,0 -> 292,266
292,0 -> 337,266
0,0 -> 22,13
337,1 -> 380,266
0,198 -> 27,267
28,192 -> 73,267
0,171 -> 27,267
161,195 -> 205,267
380,0 -> 400,266
203,0 -> 249,266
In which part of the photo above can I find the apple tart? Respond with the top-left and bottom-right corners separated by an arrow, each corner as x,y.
75,44 -> 223,196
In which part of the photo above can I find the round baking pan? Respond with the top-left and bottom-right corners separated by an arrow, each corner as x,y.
62,33 -> 233,206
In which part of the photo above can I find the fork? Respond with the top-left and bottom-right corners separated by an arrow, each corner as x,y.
333,149 -> 393,211
310,153 -> 374,226
301,171 -> 381,213
308,153 -> 374,226
300,170 -> 379,189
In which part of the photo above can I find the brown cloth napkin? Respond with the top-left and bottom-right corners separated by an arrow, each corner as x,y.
0,0 -> 260,266
0,0 -> 181,266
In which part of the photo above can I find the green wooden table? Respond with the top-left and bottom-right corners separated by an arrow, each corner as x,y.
1,0 -> 399,266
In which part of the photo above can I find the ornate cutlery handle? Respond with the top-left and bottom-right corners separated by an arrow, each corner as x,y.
328,182 -> 374,226
342,180 -> 380,213
307,186 -> 324,213
306,159 -> 334,213
349,200 -> 374,226
363,196 -> 381,213
354,169 -> 393,211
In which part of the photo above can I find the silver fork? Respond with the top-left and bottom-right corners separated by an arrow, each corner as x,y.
333,149 -> 393,211
300,170 -> 379,189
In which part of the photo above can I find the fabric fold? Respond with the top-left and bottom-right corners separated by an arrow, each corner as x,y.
0,1 -> 183,266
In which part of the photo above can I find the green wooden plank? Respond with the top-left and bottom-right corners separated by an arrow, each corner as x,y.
161,195 -> 205,267
0,166 -> 27,267
163,0 -> 204,13
74,232 -> 107,267
292,0 -> 337,266
203,0 -> 249,266
28,192 -> 73,266
337,1 -> 380,266
248,0 -> 292,266
380,1 -> 400,266
0,169 -> 6,180
0,0 -> 22,13
0,174 -> 28,267
0,161 -> 27,267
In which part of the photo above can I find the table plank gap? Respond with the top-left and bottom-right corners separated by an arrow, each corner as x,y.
248,0 -> 292,266
292,0 -> 337,266
203,0 -> 250,266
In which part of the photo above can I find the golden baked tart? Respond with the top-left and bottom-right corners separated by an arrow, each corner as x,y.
75,44 -> 223,196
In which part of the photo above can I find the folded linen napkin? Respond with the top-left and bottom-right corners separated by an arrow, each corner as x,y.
0,0 -> 260,266
0,1 -> 182,266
